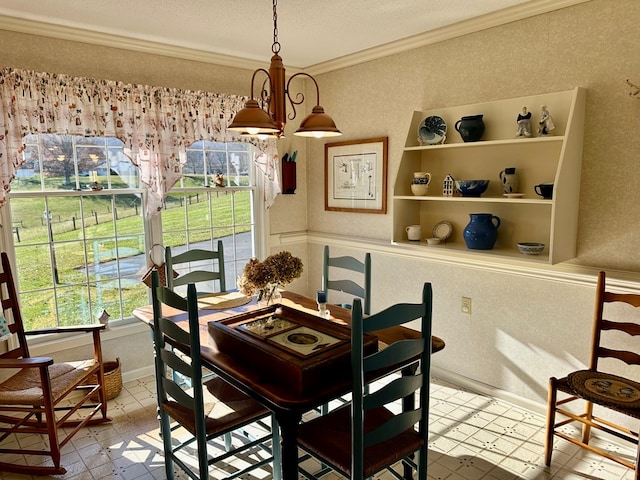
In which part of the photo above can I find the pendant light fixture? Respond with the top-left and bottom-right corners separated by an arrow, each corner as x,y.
228,0 -> 342,138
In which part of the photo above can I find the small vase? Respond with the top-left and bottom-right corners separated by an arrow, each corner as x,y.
259,284 -> 283,306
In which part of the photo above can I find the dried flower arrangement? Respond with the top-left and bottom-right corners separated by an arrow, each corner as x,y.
237,251 -> 303,303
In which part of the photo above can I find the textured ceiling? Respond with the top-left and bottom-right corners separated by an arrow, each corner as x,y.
0,0 -> 540,69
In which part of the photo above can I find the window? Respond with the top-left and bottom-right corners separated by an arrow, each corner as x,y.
162,141 -> 258,291
7,134 -> 260,330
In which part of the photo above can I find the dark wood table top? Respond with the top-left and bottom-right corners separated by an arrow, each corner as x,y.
133,289 -> 444,410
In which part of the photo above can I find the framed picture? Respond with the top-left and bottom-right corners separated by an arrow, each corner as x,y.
324,137 -> 388,214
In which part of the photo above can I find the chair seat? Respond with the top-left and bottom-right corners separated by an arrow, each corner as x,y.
0,359 -> 97,405
162,376 -> 269,437
563,370 -> 640,415
298,403 -> 424,478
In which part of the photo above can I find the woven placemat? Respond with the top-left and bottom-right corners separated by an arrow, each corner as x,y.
568,370 -> 640,409
197,292 -> 252,310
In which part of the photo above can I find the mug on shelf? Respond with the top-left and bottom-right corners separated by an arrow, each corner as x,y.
534,183 -> 554,199
405,225 -> 422,241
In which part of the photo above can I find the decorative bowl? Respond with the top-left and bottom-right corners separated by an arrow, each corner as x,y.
426,237 -> 441,245
455,179 -> 490,197
517,242 -> 545,255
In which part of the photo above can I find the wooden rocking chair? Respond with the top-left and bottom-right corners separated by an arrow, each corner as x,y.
0,252 -> 111,475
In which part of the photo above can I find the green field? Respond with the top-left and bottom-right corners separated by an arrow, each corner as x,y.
10,175 -> 252,329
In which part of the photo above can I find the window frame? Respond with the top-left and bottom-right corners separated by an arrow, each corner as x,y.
0,135 -> 267,336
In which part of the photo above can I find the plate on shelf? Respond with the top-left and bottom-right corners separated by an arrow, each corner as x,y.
503,193 -> 525,198
418,115 -> 447,145
432,221 -> 453,241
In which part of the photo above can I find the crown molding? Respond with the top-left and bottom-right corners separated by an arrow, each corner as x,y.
307,0 -> 592,75
0,14 -> 267,72
0,0 -> 591,75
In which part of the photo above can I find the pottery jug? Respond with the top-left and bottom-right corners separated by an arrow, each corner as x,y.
410,172 -> 431,196
499,167 -> 519,194
455,114 -> 485,142
463,213 -> 501,250
405,225 -> 422,241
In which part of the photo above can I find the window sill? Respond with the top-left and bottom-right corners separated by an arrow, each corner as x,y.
28,318 -> 148,357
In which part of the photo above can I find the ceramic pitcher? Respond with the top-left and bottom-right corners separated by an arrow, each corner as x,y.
410,172 -> 431,195
405,225 -> 422,241
454,114 -> 485,142
499,167 -> 519,194
463,213 -> 501,250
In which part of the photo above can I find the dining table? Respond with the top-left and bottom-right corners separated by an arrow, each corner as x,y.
133,290 -> 445,480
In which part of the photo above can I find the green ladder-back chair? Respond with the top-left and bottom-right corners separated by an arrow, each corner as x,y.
322,245 -> 371,315
166,240 -> 226,294
150,270 -> 280,480
298,283 -> 432,480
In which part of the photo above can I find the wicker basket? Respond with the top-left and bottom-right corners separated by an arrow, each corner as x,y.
88,358 -> 122,401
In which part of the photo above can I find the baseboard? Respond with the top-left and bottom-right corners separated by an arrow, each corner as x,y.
123,365 -> 155,384
431,365 -> 548,417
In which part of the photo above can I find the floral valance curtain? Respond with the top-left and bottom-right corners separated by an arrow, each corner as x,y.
0,67 -> 279,216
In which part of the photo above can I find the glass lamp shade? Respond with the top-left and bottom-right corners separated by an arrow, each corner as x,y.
294,106 -> 342,138
228,99 -> 280,135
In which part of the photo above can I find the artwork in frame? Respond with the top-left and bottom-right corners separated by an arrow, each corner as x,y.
324,137 -> 388,214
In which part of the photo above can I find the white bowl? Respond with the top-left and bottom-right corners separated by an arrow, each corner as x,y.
517,242 -> 545,255
426,238 -> 440,245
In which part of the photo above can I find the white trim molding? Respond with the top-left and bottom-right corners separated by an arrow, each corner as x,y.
302,230 -> 640,292
0,0 -> 592,75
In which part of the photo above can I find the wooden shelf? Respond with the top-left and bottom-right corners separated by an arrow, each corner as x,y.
392,88 -> 586,265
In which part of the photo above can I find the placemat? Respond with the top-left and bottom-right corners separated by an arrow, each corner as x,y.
197,292 -> 252,310
568,370 -> 640,409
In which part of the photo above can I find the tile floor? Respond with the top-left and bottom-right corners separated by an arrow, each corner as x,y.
0,375 -> 637,480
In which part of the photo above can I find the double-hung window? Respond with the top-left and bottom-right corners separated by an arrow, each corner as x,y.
6,134 -> 261,330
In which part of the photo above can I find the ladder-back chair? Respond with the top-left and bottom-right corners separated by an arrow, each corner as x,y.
322,245 -> 371,315
0,252 -> 110,475
150,270 -> 280,480
298,283 -> 432,480
545,271 -> 640,478
166,240 -> 226,294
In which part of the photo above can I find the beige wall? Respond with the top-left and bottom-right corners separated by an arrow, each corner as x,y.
1,0 -> 639,408
297,0 -> 640,410
306,0 -> 640,272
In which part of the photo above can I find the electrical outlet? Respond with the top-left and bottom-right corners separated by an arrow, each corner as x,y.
461,296 -> 472,315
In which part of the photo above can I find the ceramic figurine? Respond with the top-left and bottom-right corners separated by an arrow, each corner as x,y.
213,173 -> 225,187
443,174 -> 455,197
538,104 -> 555,136
515,107 -> 532,137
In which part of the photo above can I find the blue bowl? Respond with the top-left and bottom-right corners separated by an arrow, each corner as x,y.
455,179 -> 490,197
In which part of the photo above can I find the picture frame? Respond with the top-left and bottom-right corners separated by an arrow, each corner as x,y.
324,137 -> 388,214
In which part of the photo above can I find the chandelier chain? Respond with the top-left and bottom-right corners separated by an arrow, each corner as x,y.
272,0 -> 280,55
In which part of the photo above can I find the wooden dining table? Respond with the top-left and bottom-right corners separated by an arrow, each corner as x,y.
133,290 -> 445,480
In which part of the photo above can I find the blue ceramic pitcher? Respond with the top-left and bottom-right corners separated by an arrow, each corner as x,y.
454,114 -> 485,142
463,213 -> 501,250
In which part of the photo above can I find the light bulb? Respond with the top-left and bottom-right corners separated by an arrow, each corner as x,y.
246,127 -> 260,135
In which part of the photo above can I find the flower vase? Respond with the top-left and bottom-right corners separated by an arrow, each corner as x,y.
259,284 -> 283,306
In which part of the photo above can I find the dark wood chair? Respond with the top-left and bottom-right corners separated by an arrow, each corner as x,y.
0,251 -> 110,475
166,239 -> 226,294
545,271 -> 640,478
322,245 -> 371,315
297,282 -> 432,480
150,270 -> 280,480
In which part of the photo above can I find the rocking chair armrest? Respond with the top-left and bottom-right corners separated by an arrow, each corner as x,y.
0,356 -> 54,368
24,323 -> 106,336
